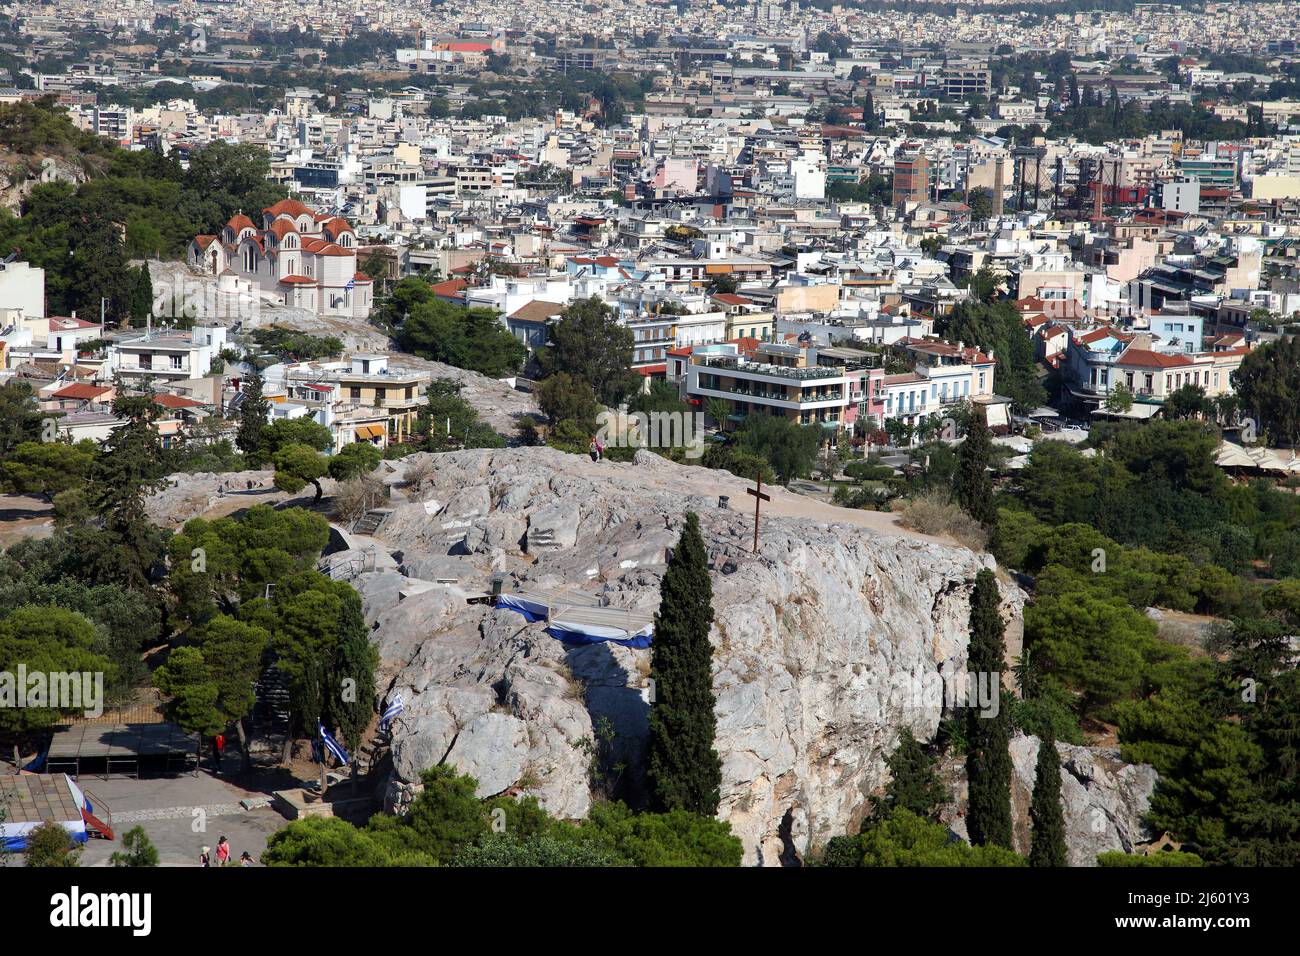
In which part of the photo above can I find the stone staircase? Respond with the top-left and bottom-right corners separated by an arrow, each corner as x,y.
351,508 -> 393,537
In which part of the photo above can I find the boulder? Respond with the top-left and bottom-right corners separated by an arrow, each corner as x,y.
444,712 -> 531,798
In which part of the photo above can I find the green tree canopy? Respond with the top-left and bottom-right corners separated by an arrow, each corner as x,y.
537,297 -> 638,406
1232,335 -> 1300,446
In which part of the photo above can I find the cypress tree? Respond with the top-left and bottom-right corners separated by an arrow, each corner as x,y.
130,265 -> 154,328
236,370 -> 269,461
875,727 -> 946,821
956,406 -> 996,528
965,569 -> 1013,849
330,588 -> 378,755
1029,736 -> 1069,867
646,511 -> 722,816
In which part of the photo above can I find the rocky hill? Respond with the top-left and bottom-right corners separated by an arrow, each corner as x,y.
341,446 -> 1035,864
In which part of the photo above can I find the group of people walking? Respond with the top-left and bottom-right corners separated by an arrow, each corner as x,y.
199,836 -> 254,867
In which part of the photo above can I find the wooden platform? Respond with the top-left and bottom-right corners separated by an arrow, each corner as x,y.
0,773 -> 82,824
46,722 -> 198,778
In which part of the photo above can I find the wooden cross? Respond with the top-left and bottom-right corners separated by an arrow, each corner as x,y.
747,472 -> 770,554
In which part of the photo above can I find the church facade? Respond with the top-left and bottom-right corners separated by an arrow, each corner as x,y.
189,198 -> 373,319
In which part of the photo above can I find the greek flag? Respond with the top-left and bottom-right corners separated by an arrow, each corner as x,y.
380,694 -> 404,731
345,277 -> 356,291
319,722 -> 350,766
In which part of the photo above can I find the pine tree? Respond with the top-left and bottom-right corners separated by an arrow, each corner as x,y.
1029,736 -> 1069,867
956,407 -> 996,528
646,511 -> 722,816
236,370 -> 269,461
83,379 -> 168,590
874,727 -> 947,821
965,569 -> 1014,849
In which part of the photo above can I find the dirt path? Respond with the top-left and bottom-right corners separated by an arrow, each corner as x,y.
0,493 -> 55,547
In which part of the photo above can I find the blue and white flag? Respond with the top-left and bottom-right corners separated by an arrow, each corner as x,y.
319,722 -> 350,766
345,277 -> 356,291
380,694 -> 404,731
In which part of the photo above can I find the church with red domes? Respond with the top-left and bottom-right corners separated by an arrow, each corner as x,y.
189,198 -> 373,319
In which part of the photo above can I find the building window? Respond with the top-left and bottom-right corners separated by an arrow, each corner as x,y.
350,386 -> 361,400
171,355 -> 183,369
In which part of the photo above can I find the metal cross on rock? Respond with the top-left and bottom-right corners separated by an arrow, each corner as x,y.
746,472 -> 770,554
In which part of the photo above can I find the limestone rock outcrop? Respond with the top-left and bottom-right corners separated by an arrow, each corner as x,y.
940,734 -> 1159,866
364,447 -> 1038,864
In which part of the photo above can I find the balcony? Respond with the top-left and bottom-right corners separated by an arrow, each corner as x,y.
698,355 -> 842,381
798,391 -> 843,403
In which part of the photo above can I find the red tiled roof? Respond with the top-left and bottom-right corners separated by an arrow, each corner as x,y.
268,219 -> 298,239
279,275 -> 316,285
153,393 -> 207,409
51,383 -> 111,400
49,316 -> 100,331
264,198 -> 312,219
431,278 -> 468,297
1116,347 -> 1192,368
712,293 -> 752,306
1077,326 -> 1132,346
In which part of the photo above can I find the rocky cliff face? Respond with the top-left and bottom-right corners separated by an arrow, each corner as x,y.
940,735 -> 1158,866
355,447 -> 1036,864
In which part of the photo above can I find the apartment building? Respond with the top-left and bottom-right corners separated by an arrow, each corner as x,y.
683,341 -> 883,434
107,325 -> 228,383
277,354 -> 432,451
877,339 -> 997,431
1063,328 -> 1251,410
893,153 -> 930,207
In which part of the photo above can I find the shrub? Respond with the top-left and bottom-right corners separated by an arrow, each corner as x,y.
1096,850 -> 1203,867
844,461 -> 896,481
331,476 -> 386,525
895,492 -> 989,550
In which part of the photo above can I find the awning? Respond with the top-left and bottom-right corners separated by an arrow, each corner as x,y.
354,424 -> 384,440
